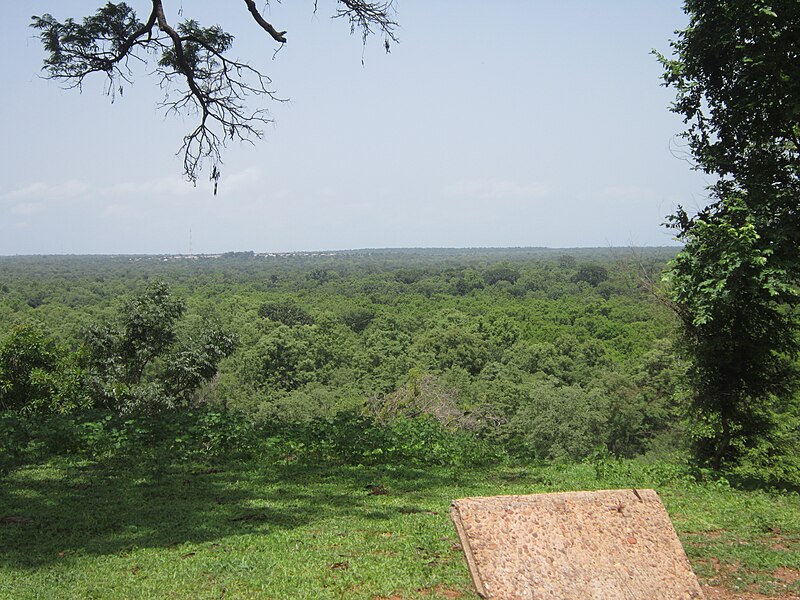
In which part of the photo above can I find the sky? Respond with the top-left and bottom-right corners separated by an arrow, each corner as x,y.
0,1 -> 711,255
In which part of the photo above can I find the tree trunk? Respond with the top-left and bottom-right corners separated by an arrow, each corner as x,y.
710,414 -> 731,470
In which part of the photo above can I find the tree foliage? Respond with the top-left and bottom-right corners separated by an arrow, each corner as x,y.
0,250 -> 689,464
572,264 -> 610,287
657,0 -> 800,467
31,1 -> 398,187
84,281 -> 237,410
258,299 -> 314,327
0,325 -> 74,412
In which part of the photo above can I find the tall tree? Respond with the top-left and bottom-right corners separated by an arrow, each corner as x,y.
657,0 -> 800,468
31,1 -> 397,188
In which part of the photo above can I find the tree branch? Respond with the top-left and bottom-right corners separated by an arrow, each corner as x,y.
243,0 -> 287,43
153,1 -> 207,115
335,0 -> 398,45
33,1 -> 398,187
114,2 -> 158,64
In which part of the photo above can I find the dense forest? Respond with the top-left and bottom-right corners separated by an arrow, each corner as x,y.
4,247 -> 799,481
0,248 -> 691,464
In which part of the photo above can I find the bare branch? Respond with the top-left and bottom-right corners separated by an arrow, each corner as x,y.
243,0 -> 287,43
335,0 -> 398,46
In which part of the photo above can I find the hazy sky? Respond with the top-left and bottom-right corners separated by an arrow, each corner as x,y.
0,1 -> 710,255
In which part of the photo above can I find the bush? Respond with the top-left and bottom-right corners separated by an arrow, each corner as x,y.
0,408 -> 265,470
269,411 -> 504,467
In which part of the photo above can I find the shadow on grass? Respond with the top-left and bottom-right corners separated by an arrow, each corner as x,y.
0,455 -> 462,569
723,472 -> 800,494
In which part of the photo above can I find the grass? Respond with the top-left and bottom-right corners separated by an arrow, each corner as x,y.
1,454 -> 799,599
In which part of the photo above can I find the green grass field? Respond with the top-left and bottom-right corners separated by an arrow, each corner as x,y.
1,455 -> 799,599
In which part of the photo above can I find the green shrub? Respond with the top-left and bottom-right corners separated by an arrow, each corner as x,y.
83,283 -> 236,412
271,411 -> 504,467
0,324 -> 86,413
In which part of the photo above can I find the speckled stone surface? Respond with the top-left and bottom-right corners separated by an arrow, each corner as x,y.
451,489 -> 704,600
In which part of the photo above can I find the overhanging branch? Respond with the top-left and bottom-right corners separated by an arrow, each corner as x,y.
33,1 -> 398,187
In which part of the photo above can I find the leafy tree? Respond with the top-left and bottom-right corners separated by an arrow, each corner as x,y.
236,317 -> 356,398
511,380 -> 609,461
509,341 -> 575,383
363,326 -> 413,391
657,0 -> 800,467
340,306 -> 375,333
84,281 -> 236,410
483,263 -> 520,286
453,269 -> 485,296
85,281 -> 186,386
557,254 -> 577,270
572,264 -> 609,287
163,326 -> 238,405
32,1 -> 398,186
0,325 -> 64,412
417,313 -> 490,376
258,299 -> 314,327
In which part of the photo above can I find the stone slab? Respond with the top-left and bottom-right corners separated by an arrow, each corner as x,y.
451,489 -> 704,600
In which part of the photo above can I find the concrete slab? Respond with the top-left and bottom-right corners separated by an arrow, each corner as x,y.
451,489 -> 704,599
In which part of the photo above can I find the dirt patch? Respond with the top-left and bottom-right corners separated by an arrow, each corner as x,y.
693,556 -> 723,575
693,558 -> 800,599
774,567 -> 800,585
772,542 -> 791,552
766,530 -> 800,553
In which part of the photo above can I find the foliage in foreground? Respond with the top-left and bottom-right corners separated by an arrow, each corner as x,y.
657,0 -> 800,468
0,409 -> 502,478
2,406 -> 798,496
